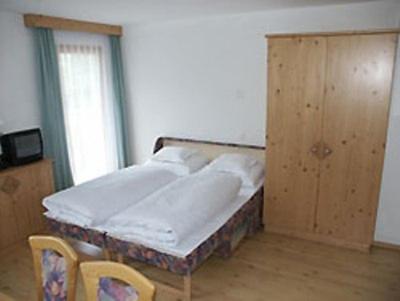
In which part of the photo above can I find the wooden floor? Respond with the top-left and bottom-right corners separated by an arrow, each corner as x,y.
1,232 -> 400,301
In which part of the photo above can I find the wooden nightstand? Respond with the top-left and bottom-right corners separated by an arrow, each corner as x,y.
0,159 -> 54,251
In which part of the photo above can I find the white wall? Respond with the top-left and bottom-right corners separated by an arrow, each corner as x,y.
0,11 -> 40,134
1,1 -> 399,245
122,0 -> 400,244
376,41 -> 400,245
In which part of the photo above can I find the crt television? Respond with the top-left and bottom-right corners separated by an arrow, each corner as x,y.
0,128 -> 43,166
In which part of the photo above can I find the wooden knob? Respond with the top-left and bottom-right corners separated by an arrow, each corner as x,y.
310,143 -> 322,160
323,145 -> 333,159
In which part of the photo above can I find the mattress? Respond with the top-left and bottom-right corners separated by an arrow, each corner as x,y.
101,178 -> 264,258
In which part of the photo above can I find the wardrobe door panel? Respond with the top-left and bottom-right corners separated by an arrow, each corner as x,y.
265,37 -> 326,233
316,34 -> 397,246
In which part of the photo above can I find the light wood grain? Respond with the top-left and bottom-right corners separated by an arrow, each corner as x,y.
265,36 -> 326,233
266,28 -> 400,38
115,253 -> 192,301
265,32 -> 398,250
315,33 -> 398,247
0,292 -> 15,301
0,160 -> 54,251
267,225 -> 370,252
24,14 -> 122,36
161,138 -> 265,163
80,261 -> 155,301
29,236 -> 78,301
183,275 -> 192,301
1,233 -> 400,300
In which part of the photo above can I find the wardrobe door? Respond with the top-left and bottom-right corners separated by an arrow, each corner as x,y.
316,34 -> 397,248
265,37 -> 326,234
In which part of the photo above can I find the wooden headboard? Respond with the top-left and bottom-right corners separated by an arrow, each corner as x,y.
153,137 -> 265,163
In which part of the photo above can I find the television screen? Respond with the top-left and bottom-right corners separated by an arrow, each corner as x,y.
0,128 -> 43,166
15,133 -> 42,158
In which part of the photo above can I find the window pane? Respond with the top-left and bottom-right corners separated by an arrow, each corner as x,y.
57,35 -> 118,184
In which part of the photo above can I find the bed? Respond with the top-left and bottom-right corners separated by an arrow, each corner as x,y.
45,137 -> 265,300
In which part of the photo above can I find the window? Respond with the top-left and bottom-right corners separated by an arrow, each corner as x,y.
56,32 -> 118,184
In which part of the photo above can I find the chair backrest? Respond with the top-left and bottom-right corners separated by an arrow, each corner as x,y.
80,261 -> 155,301
29,235 -> 78,301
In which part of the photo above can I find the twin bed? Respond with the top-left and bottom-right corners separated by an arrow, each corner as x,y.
44,137 -> 265,300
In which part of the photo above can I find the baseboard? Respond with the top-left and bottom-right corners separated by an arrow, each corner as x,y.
373,240 -> 400,251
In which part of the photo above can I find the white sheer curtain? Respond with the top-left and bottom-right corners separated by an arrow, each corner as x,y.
55,31 -> 118,184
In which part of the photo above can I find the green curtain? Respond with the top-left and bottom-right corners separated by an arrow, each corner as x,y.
34,28 -> 74,190
109,35 -> 130,168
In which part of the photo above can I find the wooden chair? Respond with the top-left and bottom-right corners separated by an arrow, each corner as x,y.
80,261 -> 156,301
29,235 -> 78,301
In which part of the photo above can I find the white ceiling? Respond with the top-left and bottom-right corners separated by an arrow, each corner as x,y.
0,0 -> 384,24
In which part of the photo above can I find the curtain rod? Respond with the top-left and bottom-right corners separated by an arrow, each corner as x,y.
24,14 -> 122,36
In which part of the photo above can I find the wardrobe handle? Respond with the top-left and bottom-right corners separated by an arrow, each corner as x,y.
311,146 -> 318,154
311,142 -> 333,160
310,142 -> 324,160
323,145 -> 333,158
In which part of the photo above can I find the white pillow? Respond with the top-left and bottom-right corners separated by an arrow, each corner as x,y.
206,153 -> 264,187
152,146 -> 199,164
242,162 -> 264,187
146,153 -> 209,176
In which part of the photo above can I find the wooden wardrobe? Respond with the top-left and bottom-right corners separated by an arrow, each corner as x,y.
264,31 -> 398,251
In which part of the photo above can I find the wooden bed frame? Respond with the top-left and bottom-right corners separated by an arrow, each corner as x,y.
46,137 -> 265,300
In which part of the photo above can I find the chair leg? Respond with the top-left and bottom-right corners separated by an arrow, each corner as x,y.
183,274 -> 192,301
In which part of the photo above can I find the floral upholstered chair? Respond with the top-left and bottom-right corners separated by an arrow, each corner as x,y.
80,261 -> 155,301
29,235 -> 78,301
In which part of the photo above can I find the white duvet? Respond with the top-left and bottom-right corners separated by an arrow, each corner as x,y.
100,171 -> 242,246
43,165 -> 178,227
